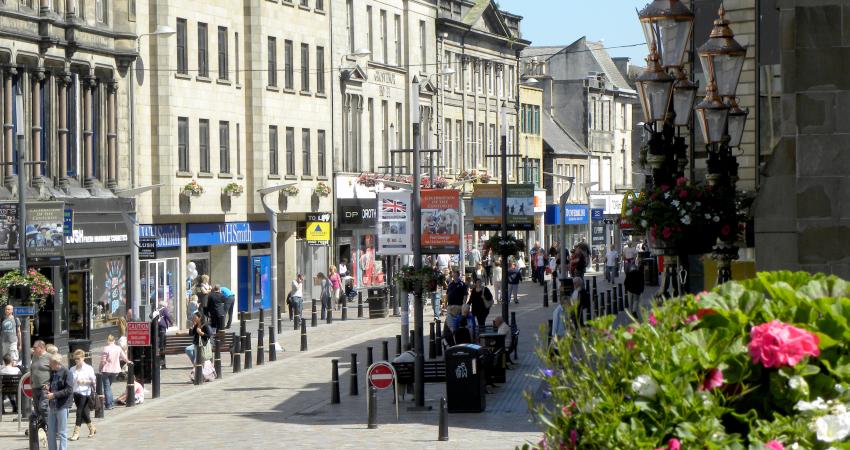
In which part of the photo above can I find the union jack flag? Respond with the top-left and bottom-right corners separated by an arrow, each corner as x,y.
382,199 -> 407,213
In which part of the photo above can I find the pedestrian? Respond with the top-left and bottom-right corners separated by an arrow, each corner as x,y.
219,285 -> 236,329
194,275 -> 211,317
185,311 -> 213,368
468,278 -> 493,330
338,259 -> 348,278
473,262 -> 485,283
328,266 -> 342,310
187,294 -> 200,328
605,245 -> 620,283
0,353 -> 20,413
570,277 -> 590,328
625,261 -> 645,316
208,285 -> 226,332
29,340 -> 50,444
318,272 -> 331,320
548,241 -> 559,258
570,243 -> 588,279
69,349 -> 96,441
458,304 -> 478,339
551,296 -> 570,341
290,274 -> 304,322
99,334 -> 128,410
530,242 -> 541,283
45,353 -> 73,450
468,245 -> 481,271
493,316 -> 512,351
534,242 -> 546,286
432,265 -> 448,321
507,262 -> 522,304
1,304 -> 21,365
446,270 -> 467,306
492,261 -> 503,303
483,248 -> 493,285
151,300 -> 172,369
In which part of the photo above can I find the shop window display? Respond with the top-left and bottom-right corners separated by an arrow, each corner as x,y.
91,257 -> 127,329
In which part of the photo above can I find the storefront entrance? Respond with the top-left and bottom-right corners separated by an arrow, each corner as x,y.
140,258 -> 180,330
67,270 -> 89,340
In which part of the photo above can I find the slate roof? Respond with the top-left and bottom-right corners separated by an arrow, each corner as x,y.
543,113 -> 588,157
585,40 -> 633,91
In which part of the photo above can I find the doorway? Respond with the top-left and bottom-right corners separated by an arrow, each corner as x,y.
67,271 -> 89,340
140,258 -> 180,330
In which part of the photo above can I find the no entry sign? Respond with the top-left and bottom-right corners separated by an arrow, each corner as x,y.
20,373 -> 32,398
127,322 -> 151,346
368,362 -> 395,390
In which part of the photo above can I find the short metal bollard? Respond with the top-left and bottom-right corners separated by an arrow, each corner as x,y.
382,341 -> 389,361
511,311 -> 517,328
357,291 -> 364,318
331,359 -> 341,404
547,319 -> 553,346
349,353 -> 359,396
551,281 -> 557,304
244,333 -> 253,370
342,299 -> 348,321
214,334 -> 223,379
312,299 -> 319,327
408,330 -> 415,351
269,326 -> 277,361
127,361 -> 137,405
277,303 -> 283,332
438,396 -> 449,441
435,320 -> 443,357
300,317 -> 308,351
366,346 -> 374,367
256,326 -> 265,366
367,385 -> 378,429
326,303 -> 333,324
429,322 -> 437,359
543,284 -> 549,308
28,413 -> 39,449
395,335 -> 402,356
95,373 -> 105,418
232,335 -> 242,373
294,308 -> 300,330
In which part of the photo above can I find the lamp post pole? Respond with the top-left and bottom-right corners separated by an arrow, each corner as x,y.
411,77 -> 425,408
499,104 -> 509,324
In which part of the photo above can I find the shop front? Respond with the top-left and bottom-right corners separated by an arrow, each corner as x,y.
186,222 -> 271,317
138,224 -> 182,329
336,198 -> 384,290
545,204 -> 589,249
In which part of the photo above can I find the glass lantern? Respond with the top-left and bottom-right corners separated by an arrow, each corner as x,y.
638,0 -> 695,68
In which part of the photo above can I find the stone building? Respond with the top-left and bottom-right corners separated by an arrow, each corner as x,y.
0,0 -> 137,350
133,0 -> 333,326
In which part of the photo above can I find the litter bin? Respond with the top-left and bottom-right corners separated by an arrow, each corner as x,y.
367,287 -> 388,319
68,339 -> 92,366
445,344 -> 487,413
130,345 -> 153,384
643,256 -> 659,286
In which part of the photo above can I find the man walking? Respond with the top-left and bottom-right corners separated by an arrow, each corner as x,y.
30,340 -> 50,446
152,301 -> 172,369
507,262 -> 522,304
1,304 -> 21,364
290,274 -> 305,323
207,286 -> 226,333
219,285 -> 236,329
605,245 -> 619,283
446,270 -> 468,307
45,353 -> 73,450
622,242 -> 638,272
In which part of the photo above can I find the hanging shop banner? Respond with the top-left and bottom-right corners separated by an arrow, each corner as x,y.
306,213 -> 331,246
187,222 -> 270,246
63,209 -> 74,237
26,202 -> 65,260
0,203 -> 19,262
139,238 -> 157,260
377,191 -> 412,255
420,189 -> 461,254
472,184 -> 501,231
506,184 -> 535,231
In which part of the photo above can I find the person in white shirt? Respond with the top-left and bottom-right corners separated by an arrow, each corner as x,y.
622,242 -> 638,272
69,349 -> 97,440
491,261 -> 503,303
338,259 -> 348,277
605,245 -> 619,283
290,274 -> 304,321
493,316 -> 512,349
0,353 -> 20,414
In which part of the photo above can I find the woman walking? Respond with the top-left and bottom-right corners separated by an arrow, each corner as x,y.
468,279 -> 493,330
99,335 -> 128,410
69,349 -> 96,440
318,272 -> 332,320
328,266 -> 342,310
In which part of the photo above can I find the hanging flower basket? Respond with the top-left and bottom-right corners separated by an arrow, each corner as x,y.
393,266 -> 444,294
314,182 -> 331,197
222,182 -> 244,196
0,269 -> 55,311
281,185 -> 299,197
486,234 -> 525,257
356,172 -> 379,187
182,180 -> 204,197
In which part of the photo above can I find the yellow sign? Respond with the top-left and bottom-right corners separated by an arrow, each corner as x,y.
306,221 -> 330,244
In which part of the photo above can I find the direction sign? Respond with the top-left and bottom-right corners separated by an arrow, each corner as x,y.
12,306 -> 34,316
127,321 -> 151,346
20,372 -> 32,398
368,362 -> 395,390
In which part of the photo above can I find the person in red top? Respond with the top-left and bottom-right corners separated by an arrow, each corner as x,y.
328,265 -> 342,310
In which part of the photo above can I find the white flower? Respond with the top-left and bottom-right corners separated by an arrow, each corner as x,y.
640,220 -> 648,228
789,444 -> 800,450
836,384 -> 847,394
789,376 -> 810,396
705,213 -> 712,219
713,216 -> 720,222
681,215 -> 691,225
797,398 -> 829,411
813,413 -> 850,442
631,375 -> 658,399
695,202 -> 701,207
833,403 -> 848,415
664,192 -> 671,199
671,200 -> 680,208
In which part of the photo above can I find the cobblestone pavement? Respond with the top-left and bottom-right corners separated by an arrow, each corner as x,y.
0,273 -> 643,449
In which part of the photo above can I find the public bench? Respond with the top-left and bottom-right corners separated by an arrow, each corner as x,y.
0,373 -> 21,419
163,331 -> 237,361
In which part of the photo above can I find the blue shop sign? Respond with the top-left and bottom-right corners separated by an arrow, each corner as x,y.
139,224 -> 182,249
187,222 -> 270,246
591,208 -> 605,221
545,204 -> 589,225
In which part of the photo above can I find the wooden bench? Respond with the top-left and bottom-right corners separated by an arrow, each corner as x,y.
391,360 -> 446,385
0,373 -> 21,419
163,331 -> 237,359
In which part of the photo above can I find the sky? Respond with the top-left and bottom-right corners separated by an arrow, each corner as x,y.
498,0 -> 651,64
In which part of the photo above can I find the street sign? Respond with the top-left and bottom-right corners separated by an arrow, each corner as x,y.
20,373 -> 32,398
139,237 -> 157,260
591,208 -> 604,221
127,321 -> 151,346
63,209 -> 73,237
12,306 -> 34,316
368,362 -> 395,390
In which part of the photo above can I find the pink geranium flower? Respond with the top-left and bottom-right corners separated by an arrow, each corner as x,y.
764,440 -> 784,450
655,438 -> 681,450
748,320 -> 820,369
648,313 -> 658,327
699,368 -> 724,391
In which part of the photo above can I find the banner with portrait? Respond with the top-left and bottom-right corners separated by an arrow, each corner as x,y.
377,191 -> 412,255
0,203 -> 19,261
26,202 -> 65,260
506,184 -> 535,231
420,189 -> 461,254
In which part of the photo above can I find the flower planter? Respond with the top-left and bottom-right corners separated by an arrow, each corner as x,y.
647,232 -> 678,256
182,190 -> 202,197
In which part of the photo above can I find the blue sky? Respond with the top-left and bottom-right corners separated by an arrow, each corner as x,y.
498,0 -> 650,64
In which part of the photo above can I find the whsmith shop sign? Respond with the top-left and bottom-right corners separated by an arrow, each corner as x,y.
187,222 -> 271,246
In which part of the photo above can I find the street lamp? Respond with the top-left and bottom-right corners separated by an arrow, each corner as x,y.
671,68 -> 698,128
697,5 -> 746,99
638,0 -> 695,69
635,44 -> 675,125
694,80 -> 729,145
726,98 -> 749,148
258,182 -> 298,335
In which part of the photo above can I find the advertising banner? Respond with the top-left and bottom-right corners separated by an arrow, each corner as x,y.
306,213 -> 331,246
377,191 -> 412,255
26,203 -> 65,260
472,184 -> 501,230
420,189 -> 460,254
0,203 -> 19,262
506,184 -> 535,231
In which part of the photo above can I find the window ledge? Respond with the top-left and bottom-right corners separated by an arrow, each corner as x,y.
316,176 -> 329,181
268,174 -> 282,180
237,174 -> 245,180
266,0 -> 279,3
301,175 -> 314,181
298,5 -> 311,11
176,171 -> 193,177
196,76 -> 212,83
315,92 -> 327,98
299,91 -> 313,97
197,172 -> 214,179
315,9 -> 326,15
216,78 -> 232,86
175,73 -> 192,80
218,173 -> 234,179
284,175 -> 298,181
283,88 -> 296,95
267,85 -> 280,92
235,83 -> 242,90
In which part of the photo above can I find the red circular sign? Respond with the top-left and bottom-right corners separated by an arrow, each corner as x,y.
367,363 -> 394,390
21,373 -> 32,399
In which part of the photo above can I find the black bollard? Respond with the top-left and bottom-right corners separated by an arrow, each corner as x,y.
151,317 -> 161,398
367,385 -> 378,429
435,319 -> 443,357
232,334 -> 242,373
277,303 -> 283,332
395,335 -> 402,356
257,327 -> 265,366
551,280 -> 557,304
367,346 -> 374,367
510,311 -> 517,329
312,299 -> 319,326
607,290 -> 614,315
438,396 -> 449,441
429,322 -> 437,360
543,285 -> 549,308
288,296 -> 294,321
95,372 -> 105,418
244,333 -> 253,370
269,326 -> 277,361
358,291 -> 364,318
585,278 -> 590,294
126,361 -> 136,405
390,287 -> 400,316
592,276 -> 598,295
331,359 -> 341,404
300,317 -> 308,351
294,307 -> 300,330
382,341 -> 389,361
214,333 -> 223,379
547,319 -> 553,346
239,311 -> 247,338
327,303 -> 333,324
619,284 -> 625,311
349,353 -> 359,396
28,414 -> 39,448
342,297 -> 348,321
409,330 -> 415,351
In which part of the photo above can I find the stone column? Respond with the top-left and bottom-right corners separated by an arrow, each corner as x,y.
57,72 -> 69,186
3,68 -> 15,182
65,0 -> 76,18
30,68 -> 44,181
355,96 -> 363,170
106,80 -> 117,188
82,76 -> 95,186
